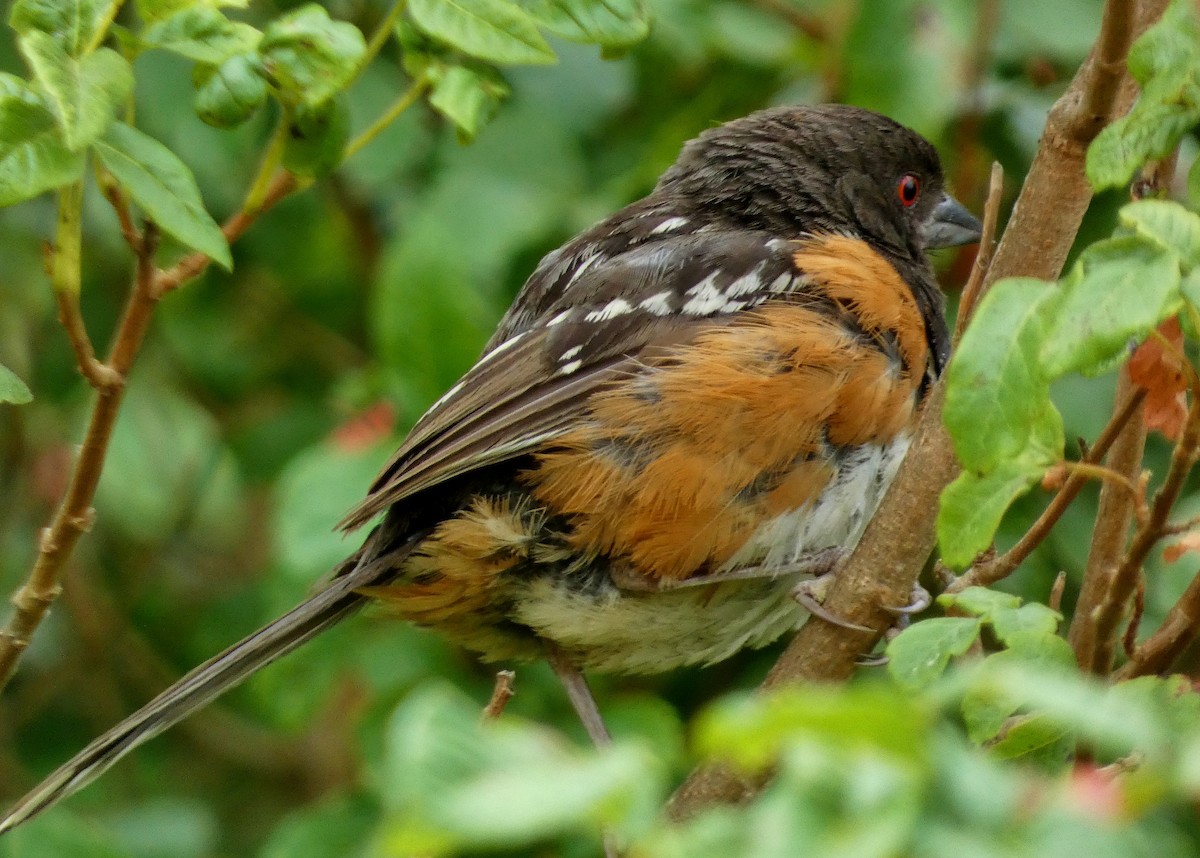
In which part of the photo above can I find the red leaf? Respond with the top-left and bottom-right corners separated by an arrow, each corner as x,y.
1128,318 -> 1188,441
331,401 -> 396,452
1163,530 -> 1200,564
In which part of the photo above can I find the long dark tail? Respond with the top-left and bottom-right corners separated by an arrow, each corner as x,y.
0,538 -> 411,834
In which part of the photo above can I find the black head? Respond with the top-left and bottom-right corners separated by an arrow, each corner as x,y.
654,104 -> 980,263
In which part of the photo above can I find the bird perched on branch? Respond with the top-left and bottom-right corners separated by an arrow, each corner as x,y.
0,103 -> 980,832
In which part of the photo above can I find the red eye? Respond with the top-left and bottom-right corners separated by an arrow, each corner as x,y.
897,173 -> 920,207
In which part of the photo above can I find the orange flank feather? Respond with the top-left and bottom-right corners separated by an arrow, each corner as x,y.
526,239 -> 927,584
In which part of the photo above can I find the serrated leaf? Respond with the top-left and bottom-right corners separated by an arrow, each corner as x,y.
8,0 -> 119,56
193,53 -> 266,128
1041,236 -> 1182,377
1119,199 -> 1200,270
1087,103 -> 1199,191
937,586 -> 1020,620
93,122 -> 231,269
428,64 -> 508,142
522,0 -> 649,50
885,616 -> 982,690
142,7 -> 261,64
19,33 -> 132,150
259,4 -> 366,107
0,74 -> 84,204
0,363 -> 33,404
408,0 -> 556,65
945,277 -> 1062,473
937,462 -> 1045,570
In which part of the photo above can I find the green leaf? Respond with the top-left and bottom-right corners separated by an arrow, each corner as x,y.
428,64 -> 509,142
989,604 -> 1062,643
19,33 -> 132,150
1085,0 -> 1200,190
961,635 -> 1076,744
193,53 -> 267,128
522,0 -> 650,51
408,0 -> 556,66
9,0 -> 119,56
696,686 -> 930,770
281,95 -> 349,177
259,4 -> 366,107
1119,199 -> 1200,270
1041,236 -> 1182,377
1188,156 -> 1200,210
0,362 -> 33,404
0,73 -> 84,205
1087,103 -> 1199,190
937,461 -> 1044,570
988,713 -> 1074,765
142,7 -> 261,64
885,617 -> 982,690
134,0 -> 248,24
944,277 -> 1063,473
937,587 -> 1020,619
93,122 -> 231,269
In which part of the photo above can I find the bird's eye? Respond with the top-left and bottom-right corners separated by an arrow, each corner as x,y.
897,173 -> 920,207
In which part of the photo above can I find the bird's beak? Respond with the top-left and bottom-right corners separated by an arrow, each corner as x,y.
922,193 -> 982,249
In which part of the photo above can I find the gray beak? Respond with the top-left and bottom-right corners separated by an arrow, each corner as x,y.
923,193 -> 982,249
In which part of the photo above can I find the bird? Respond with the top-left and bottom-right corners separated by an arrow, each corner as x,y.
0,103 -> 980,833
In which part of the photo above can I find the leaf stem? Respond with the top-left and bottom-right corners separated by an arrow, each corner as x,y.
244,115 -> 290,214
356,0 -> 408,83
342,70 -> 431,163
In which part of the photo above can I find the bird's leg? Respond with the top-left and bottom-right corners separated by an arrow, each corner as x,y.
544,642 -> 612,748
544,642 -> 619,858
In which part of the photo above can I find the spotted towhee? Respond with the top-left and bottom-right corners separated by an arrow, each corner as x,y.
1,103 -> 981,831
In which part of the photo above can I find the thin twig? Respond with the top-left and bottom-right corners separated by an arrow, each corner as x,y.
342,72 -> 432,163
948,385 -> 1147,593
1050,571 -> 1067,613
155,171 -> 298,296
0,224 -> 161,692
482,670 -> 516,721
1082,394 -> 1200,674
1116,566 -> 1200,679
96,164 -> 140,252
954,161 -> 1005,341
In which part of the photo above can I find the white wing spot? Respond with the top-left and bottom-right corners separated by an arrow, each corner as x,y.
424,379 -> 465,415
585,298 -> 634,322
474,331 -> 527,367
650,216 -> 689,235
639,291 -> 673,316
767,273 -> 795,293
559,344 -> 583,362
725,263 -> 766,297
564,252 -> 602,290
559,359 -> 583,376
546,309 -> 573,327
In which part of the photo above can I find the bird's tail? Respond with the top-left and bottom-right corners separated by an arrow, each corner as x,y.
0,540 -> 408,835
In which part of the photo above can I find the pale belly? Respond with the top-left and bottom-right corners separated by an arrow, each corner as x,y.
511,436 -> 911,673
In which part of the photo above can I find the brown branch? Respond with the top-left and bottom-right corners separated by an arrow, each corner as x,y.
54,291 -> 122,390
1116,568 -> 1200,679
97,169 -> 140,252
1081,394 -> 1200,675
0,224 -> 161,692
665,0 -> 1169,822
155,170 -> 298,296
1069,372 -> 1148,669
954,161 -> 1005,340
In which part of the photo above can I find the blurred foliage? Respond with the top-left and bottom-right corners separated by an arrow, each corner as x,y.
2,0 -> 1199,855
